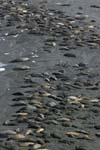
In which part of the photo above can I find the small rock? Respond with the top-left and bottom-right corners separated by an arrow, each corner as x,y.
13,92 -> 24,96
59,47 -> 69,51
36,128 -> 44,133
65,131 -> 80,137
17,112 -> 28,117
64,53 -> 76,57
94,125 -> 100,130
25,129 -> 33,135
20,142 -> 34,147
12,134 -> 25,140
95,133 -> 100,137
51,120 -> 58,125
47,101 -> 58,107
49,76 -> 57,81
78,63 -> 87,68
10,57 -> 30,63
33,143 -> 42,149
13,65 -> 30,70
90,5 -> 100,8
57,117 -> 71,122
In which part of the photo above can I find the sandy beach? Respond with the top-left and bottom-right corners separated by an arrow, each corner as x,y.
0,0 -> 100,149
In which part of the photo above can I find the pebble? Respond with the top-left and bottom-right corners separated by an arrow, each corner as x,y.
49,76 -> 57,81
20,142 -> 34,147
51,120 -> 58,125
65,131 -> 79,137
67,96 -> 82,104
13,92 -> 24,96
90,5 -> 100,8
57,117 -> 71,122
1,1 -> 100,149
59,47 -> 69,51
36,128 -> 44,133
88,25 -> 94,29
10,57 -> 30,63
13,65 -> 30,70
47,101 -> 58,107
78,63 -> 87,68
33,143 -> 42,149
95,133 -> 100,137
40,91 -> 51,97
17,112 -> 28,117
12,134 -> 25,140
25,129 -> 33,135
94,125 -> 100,130
56,2 -> 71,7
64,53 -> 76,57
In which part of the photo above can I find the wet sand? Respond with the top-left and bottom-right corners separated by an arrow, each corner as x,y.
0,0 -> 100,149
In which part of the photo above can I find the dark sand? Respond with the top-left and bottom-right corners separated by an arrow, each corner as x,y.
0,0 -> 100,149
